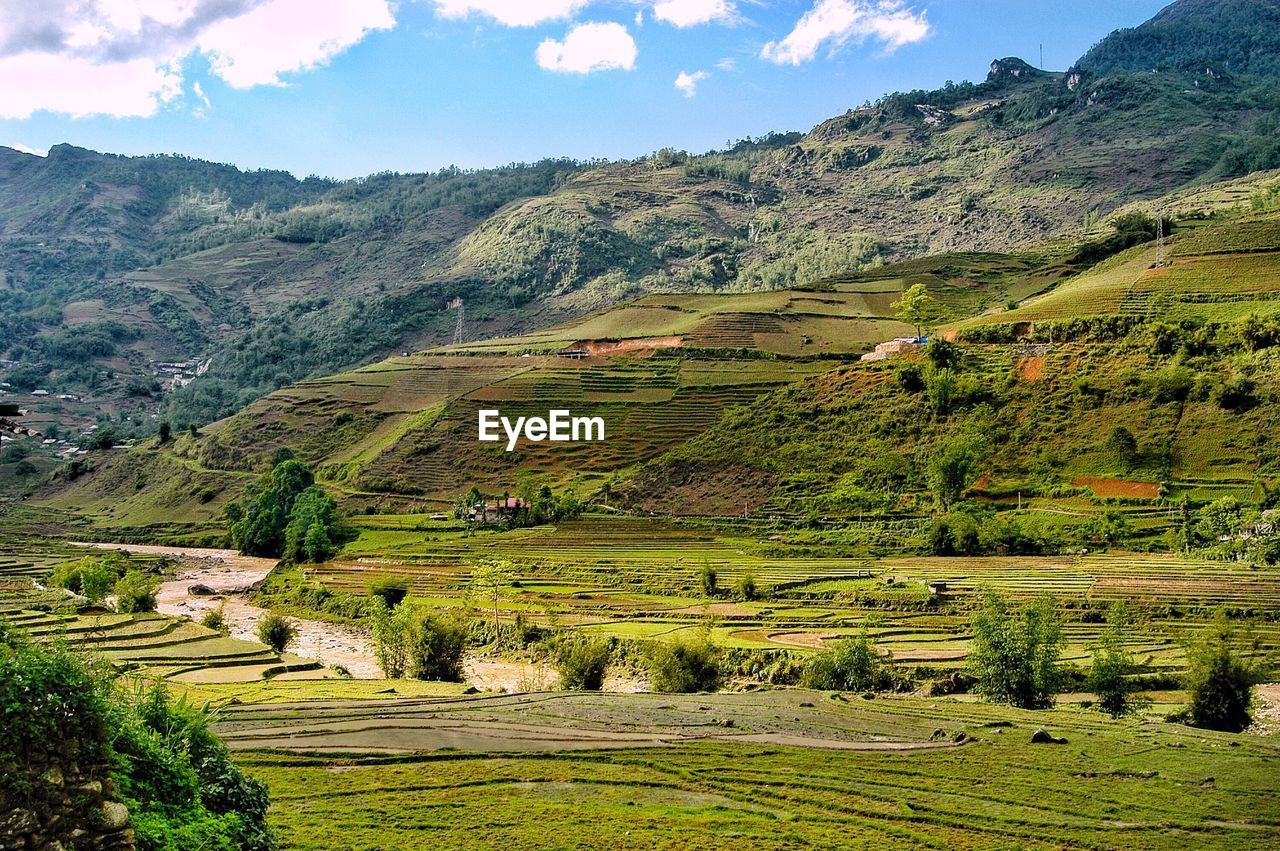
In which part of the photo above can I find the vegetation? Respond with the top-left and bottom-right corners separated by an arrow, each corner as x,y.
0,626 -> 273,850
1184,611 -> 1259,732
368,598 -> 467,681
1087,602 -> 1139,717
646,634 -> 722,693
256,614 -> 295,655
801,635 -> 891,692
114,569 -> 160,614
226,461 -> 339,561
553,635 -> 613,691
968,594 -> 1063,709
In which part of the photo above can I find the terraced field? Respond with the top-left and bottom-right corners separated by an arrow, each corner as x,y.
297,515 -> 1280,676
230,690 -> 1280,850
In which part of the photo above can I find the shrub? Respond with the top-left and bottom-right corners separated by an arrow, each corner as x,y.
49,553 -> 130,603
968,593 -> 1062,709
1185,611 -> 1256,732
369,576 -> 409,609
201,604 -> 228,634
554,636 -> 612,690
699,564 -> 718,598
647,636 -> 721,693
114,570 -> 161,614
403,609 -> 467,682
801,636 -> 887,691
1088,603 -> 1137,717
732,571 -> 760,602
257,614 -> 295,654
1103,427 -> 1139,473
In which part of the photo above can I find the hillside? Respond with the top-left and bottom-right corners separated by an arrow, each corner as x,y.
4,0 -> 1280,449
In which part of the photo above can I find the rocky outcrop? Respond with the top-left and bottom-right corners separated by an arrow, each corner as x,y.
0,753 -> 134,851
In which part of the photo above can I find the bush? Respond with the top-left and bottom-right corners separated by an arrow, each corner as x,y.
114,570 -> 161,613
554,636 -> 612,690
801,636 -> 887,691
369,576 -> 409,609
732,571 -> 760,601
646,636 -> 721,693
201,604 -> 228,634
968,593 -> 1062,709
49,553 -> 131,603
403,609 -> 467,682
699,564 -> 718,598
1185,612 -> 1256,732
1088,603 -> 1137,718
257,614 -> 295,654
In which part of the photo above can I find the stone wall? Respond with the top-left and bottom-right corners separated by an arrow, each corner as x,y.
0,750 -> 134,851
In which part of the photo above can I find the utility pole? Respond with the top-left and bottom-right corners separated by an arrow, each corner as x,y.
1155,210 -> 1167,268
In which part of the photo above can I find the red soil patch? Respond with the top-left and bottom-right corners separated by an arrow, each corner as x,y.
1018,356 -> 1045,381
579,336 -> 682,356
1071,476 -> 1160,499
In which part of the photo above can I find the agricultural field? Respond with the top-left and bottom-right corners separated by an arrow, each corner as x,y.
229,690 -> 1280,850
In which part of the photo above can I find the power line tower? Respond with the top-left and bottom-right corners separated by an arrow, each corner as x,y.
447,297 -> 464,345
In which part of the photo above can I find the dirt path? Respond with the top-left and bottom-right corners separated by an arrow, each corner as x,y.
73,542 -> 382,679
1252,683 -> 1280,735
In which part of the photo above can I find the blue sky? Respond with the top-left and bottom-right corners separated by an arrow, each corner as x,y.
0,1 -> 1170,179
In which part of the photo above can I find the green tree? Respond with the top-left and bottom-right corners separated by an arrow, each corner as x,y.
368,596 -> 408,679
257,613 -> 295,654
802,635 -> 886,692
968,593 -> 1063,709
732,571 -> 760,602
699,564 -> 718,598
646,634 -> 721,693
1185,611 -> 1256,732
927,436 -> 986,510
554,635 -> 612,690
1104,427 -> 1139,473
468,560 -> 516,645
1088,602 -> 1137,717
892,283 -> 937,341
114,570 -> 160,614
157,420 -> 172,443
79,560 -> 116,606
402,608 -> 467,682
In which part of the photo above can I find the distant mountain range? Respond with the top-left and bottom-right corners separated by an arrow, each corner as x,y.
2,0 -> 1278,432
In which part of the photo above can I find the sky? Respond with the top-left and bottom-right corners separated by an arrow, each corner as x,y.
0,1 -> 1172,179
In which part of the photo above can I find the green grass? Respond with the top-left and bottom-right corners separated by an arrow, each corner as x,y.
232,691 -> 1280,850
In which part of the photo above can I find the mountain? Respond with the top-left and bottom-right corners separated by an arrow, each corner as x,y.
3,0 -> 1280,463
1078,0 -> 1280,78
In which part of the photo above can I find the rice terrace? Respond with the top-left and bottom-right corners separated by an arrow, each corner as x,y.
4,1 -> 1280,849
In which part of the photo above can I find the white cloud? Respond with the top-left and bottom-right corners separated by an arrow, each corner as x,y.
198,0 -> 394,88
652,0 -> 735,28
8,143 -> 49,156
674,69 -> 707,97
761,0 -> 929,65
716,56 -> 736,71
536,22 -> 637,74
434,1 -> 588,27
0,52 -> 181,119
0,0 -> 395,119
191,80 -> 212,117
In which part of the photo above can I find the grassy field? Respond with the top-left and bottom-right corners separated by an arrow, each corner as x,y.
228,690 -> 1280,850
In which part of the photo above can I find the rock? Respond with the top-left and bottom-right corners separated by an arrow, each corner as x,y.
71,781 -> 102,795
100,801 -> 130,830
1031,728 -> 1067,745
40,767 -> 64,787
187,583 -> 216,596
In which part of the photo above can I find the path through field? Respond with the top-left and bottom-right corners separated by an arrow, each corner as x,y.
74,542 -> 382,678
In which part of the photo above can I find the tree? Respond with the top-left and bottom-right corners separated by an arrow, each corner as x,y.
468,560 -> 515,645
79,560 -> 116,606
402,608 -> 467,682
892,283 -> 937,341
1185,611 -> 1256,732
732,571 -> 759,602
1088,602 -> 1137,717
228,460 -> 339,560
158,421 -> 172,443
368,596 -> 408,678
927,436 -> 986,510
257,613 -> 295,654
554,635 -> 612,690
699,564 -> 718,598
114,570 -> 160,614
646,635 -> 721,693
802,635 -> 886,692
968,593 -> 1063,709
927,367 -> 957,416
1104,427 -> 1139,473
369,576 -> 409,610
